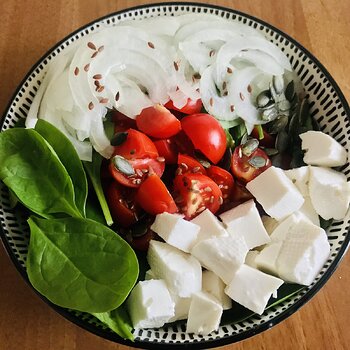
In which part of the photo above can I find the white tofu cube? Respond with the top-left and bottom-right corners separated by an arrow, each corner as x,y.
309,166 -> 350,220
151,212 -> 200,253
299,196 -> 320,226
300,130 -> 348,167
186,291 -> 223,335
224,264 -> 283,315
168,294 -> 192,322
284,166 -> 310,196
261,215 -> 279,235
191,233 -> 248,284
147,240 -> 202,297
219,199 -> 270,249
255,242 -> 283,276
245,250 -> 260,268
127,280 -> 175,329
202,270 -> 232,310
276,219 -> 330,285
270,212 -> 307,242
246,166 -> 304,220
191,209 -> 228,245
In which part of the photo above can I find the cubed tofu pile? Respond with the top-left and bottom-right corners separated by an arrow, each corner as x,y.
126,131 -> 349,335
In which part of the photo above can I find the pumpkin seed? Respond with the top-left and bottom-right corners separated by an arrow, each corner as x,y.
248,156 -> 267,168
264,148 -> 279,156
110,132 -> 128,146
240,132 -> 248,146
298,98 -> 311,125
262,106 -> 278,121
268,115 -> 289,134
278,99 -> 291,112
285,80 -> 295,101
242,138 -> 259,156
256,90 -> 272,108
112,155 -> 135,176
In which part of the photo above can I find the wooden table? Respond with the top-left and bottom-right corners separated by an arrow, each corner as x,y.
0,1 -> 349,349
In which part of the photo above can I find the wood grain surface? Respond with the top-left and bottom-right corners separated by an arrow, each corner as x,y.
0,1 -> 349,349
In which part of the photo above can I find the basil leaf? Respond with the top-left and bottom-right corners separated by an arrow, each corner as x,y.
92,304 -> 134,341
83,151 -> 113,226
26,216 -> 139,313
0,128 -> 82,218
35,119 -> 88,217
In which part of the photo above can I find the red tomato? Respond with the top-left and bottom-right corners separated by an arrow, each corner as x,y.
177,154 -> 207,175
105,182 -> 138,227
231,145 -> 271,183
251,126 -> 276,148
109,157 -> 165,188
172,131 -> 195,156
173,173 -> 223,219
153,139 -> 178,164
136,105 -> 181,138
165,98 -> 203,115
207,166 -> 234,202
136,175 -> 178,215
112,111 -> 137,133
181,114 -> 226,164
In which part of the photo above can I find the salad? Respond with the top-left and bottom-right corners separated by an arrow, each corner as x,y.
0,14 -> 349,340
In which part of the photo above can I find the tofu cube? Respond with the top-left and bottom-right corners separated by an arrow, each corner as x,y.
151,212 -> 200,253
202,270 -> 232,310
299,196 -> 320,226
168,294 -> 192,322
225,264 -> 283,315
270,212 -> 306,242
127,280 -> 175,329
186,291 -> 223,335
191,209 -> 228,245
309,166 -> 350,220
245,250 -> 260,268
300,130 -> 348,167
147,240 -> 202,297
255,242 -> 283,276
246,166 -> 304,220
219,199 -> 270,249
276,219 -> 330,285
284,166 -> 310,196
191,233 -> 248,284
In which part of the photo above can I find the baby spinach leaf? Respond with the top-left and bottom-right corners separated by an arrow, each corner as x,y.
0,128 -> 82,218
83,151 -> 113,226
35,119 -> 88,217
92,304 -> 134,341
26,216 -> 139,313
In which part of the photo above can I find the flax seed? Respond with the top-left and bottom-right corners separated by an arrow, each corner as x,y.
173,61 -> 179,71
87,42 -> 96,50
91,51 -> 98,59
84,63 -> 90,72
93,74 -> 102,80
240,92 -> 245,101
148,41 -> 155,49
88,102 -> 94,110
209,97 -> 214,107
115,91 -> 120,102
227,67 -> 233,74
98,45 -> 104,52
247,84 -> 252,93
74,67 -> 79,76
99,98 -> 109,104
230,104 -> 235,112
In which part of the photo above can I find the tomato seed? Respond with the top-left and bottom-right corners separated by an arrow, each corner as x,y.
204,186 -> 212,192
192,166 -> 201,173
157,157 -> 165,162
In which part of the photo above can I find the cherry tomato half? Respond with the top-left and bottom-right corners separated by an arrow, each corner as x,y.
181,113 -> 226,164
109,157 -> 165,188
105,182 -> 138,227
136,105 -> 181,139
173,173 -> 223,219
207,165 -> 234,203
172,130 -> 195,156
251,126 -> 276,148
153,139 -> 178,164
177,154 -> 207,175
113,128 -> 158,159
136,175 -> 178,215
165,98 -> 203,115
231,145 -> 271,183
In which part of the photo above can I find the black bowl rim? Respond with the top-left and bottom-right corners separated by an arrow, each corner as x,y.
0,2 -> 349,349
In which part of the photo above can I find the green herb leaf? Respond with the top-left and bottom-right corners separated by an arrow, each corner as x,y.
0,128 -> 82,218
83,151 -> 113,226
26,216 -> 139,313
35,119 -> 88,217
92,304 -> 134,341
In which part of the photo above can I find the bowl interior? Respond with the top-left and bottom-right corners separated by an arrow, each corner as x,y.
0,3 -> 349,349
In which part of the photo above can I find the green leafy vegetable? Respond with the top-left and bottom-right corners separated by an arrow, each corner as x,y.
35,119 -> 88,217
26,216 -> 139,313
0,128 -> 82,218
92,304 -> 134,341
83,151 -> 113,226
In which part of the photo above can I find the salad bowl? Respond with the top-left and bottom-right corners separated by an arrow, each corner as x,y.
0,2 -> 349,349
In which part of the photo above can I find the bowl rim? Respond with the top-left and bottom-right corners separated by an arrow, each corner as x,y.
0,2 -> 349,349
